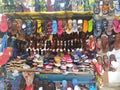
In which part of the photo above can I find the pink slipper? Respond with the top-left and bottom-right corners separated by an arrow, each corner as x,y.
0,15 -> 8,32
57,20 -> 64,35
113,18 -> 120,33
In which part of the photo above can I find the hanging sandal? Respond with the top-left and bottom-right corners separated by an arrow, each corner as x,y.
83,20 -> 88,33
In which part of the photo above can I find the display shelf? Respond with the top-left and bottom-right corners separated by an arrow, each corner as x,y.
5,11 -> 93,20
6,68 -> 93,75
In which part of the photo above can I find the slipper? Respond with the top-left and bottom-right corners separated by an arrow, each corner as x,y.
66,19 -> 73,34
93,19 -> 102,37
89,0 -> 95,11
0,78 -> 5,90
47,21 -> 52,34
0,33 -> 8,53
106,19 -> 113,35
37,20 -> 42,33
62,80 -> 67,90
94,1 -> 100,14
46,0 -> 54,12
114,0 -> 120,16
73,19 -> 78,33
102,0 -> 109,15
52,20 -> 57,34
34,0 -> 40,12
57,20 -> 64,35
55,81 -> 61,90
67,81 -> 73,90
88,35 -> 95,51
113,18 -> 120,33
72,78 -> 78,87
83,20 -> 88,33
109,0 -> 115,16
0,15 -> 8,32
65,0 -> 72,10
54,0 -> 60,11
77,0 -> 84,11
71,0 -> 78,11
88,19 -> 93,33
21,20 -> 27,34
84,0 -> 90,11
102,18 -> 108,33
0,47 -> 11,66
40,0 -> 47,12
77,19 -> 83,32
101,34 -> 109,53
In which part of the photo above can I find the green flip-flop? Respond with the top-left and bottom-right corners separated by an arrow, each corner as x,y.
88,19 -> 93,33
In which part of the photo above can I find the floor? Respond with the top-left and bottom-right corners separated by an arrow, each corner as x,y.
100,83 -> 120,90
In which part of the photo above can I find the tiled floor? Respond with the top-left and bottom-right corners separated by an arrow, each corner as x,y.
100,83 -> 120,90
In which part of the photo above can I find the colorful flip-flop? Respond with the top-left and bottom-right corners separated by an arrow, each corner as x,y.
83,20 -> 88,33
88,19 -> 93,33
37,20 -> 42,33
52,20 -> 58,34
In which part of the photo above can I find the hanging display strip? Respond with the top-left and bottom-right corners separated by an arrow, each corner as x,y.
5,11 -> 93,20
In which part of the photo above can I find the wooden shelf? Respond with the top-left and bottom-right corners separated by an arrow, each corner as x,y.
5,11 -> 93,20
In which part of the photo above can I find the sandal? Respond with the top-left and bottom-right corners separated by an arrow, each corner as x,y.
102,18 -> 108,33
72,19 -> 78,33
77,0 -> 84,11
57,20 -> 64,35
34,0 -> 41,12
113,18 -> 120,33
77,19 -> 83,32
109,0 -> 115,16
83,20 -> 88,33
88,19 -> 93,33
114,0 -> 120,16
0,15 -> 8,32
106,19 -> 113,35
71,0 -> 78,11
37,20 -> 42,33
46,0 -> 54,12
102,0 -> 109,15
66,19 -> 73,34
94,0 -> 100,14
52,20 -> 58,34
93,19 -> 102,37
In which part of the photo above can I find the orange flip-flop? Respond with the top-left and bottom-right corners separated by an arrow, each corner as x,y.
83,20 -> 88,33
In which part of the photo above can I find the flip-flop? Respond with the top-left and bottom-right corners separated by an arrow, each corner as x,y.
66,19 -> 73,34
37,20 -> 42,33
46,0 -> 54,12
83,20 -> 88,33
34,0 -> 41,12
102,0 -> 109,15
71,0 -> 77,11
89,0 -> 95,11
0,15 -> 8,32
73,19 -> 78,33
114,0 -> 120,16
109,0 -> 115,16
62,80 -> 67,90
113,18 -> 120,33
54,0 -> 60,11
94,1 -> 100,14
40,0 -> 47,12
88,19 -> 93,33
102,18 -> 108,33
77,19 -> 83,32
77,0 -> 84,11
21,20 -> 27,34
93,19 -> 102,37
47,21 -> 52,34
106,19 -> 113,35
65,0 -> 72,10
58,20 -> 64,35
52,20 -> 58,34
84,0 -> 90,11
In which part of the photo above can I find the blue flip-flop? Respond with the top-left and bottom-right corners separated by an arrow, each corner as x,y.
52,20 -> 58,34
62,80 -> 67,90
93,19 -> 102,37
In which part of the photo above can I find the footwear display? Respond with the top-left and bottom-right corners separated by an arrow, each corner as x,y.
0,0 -> 120,90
